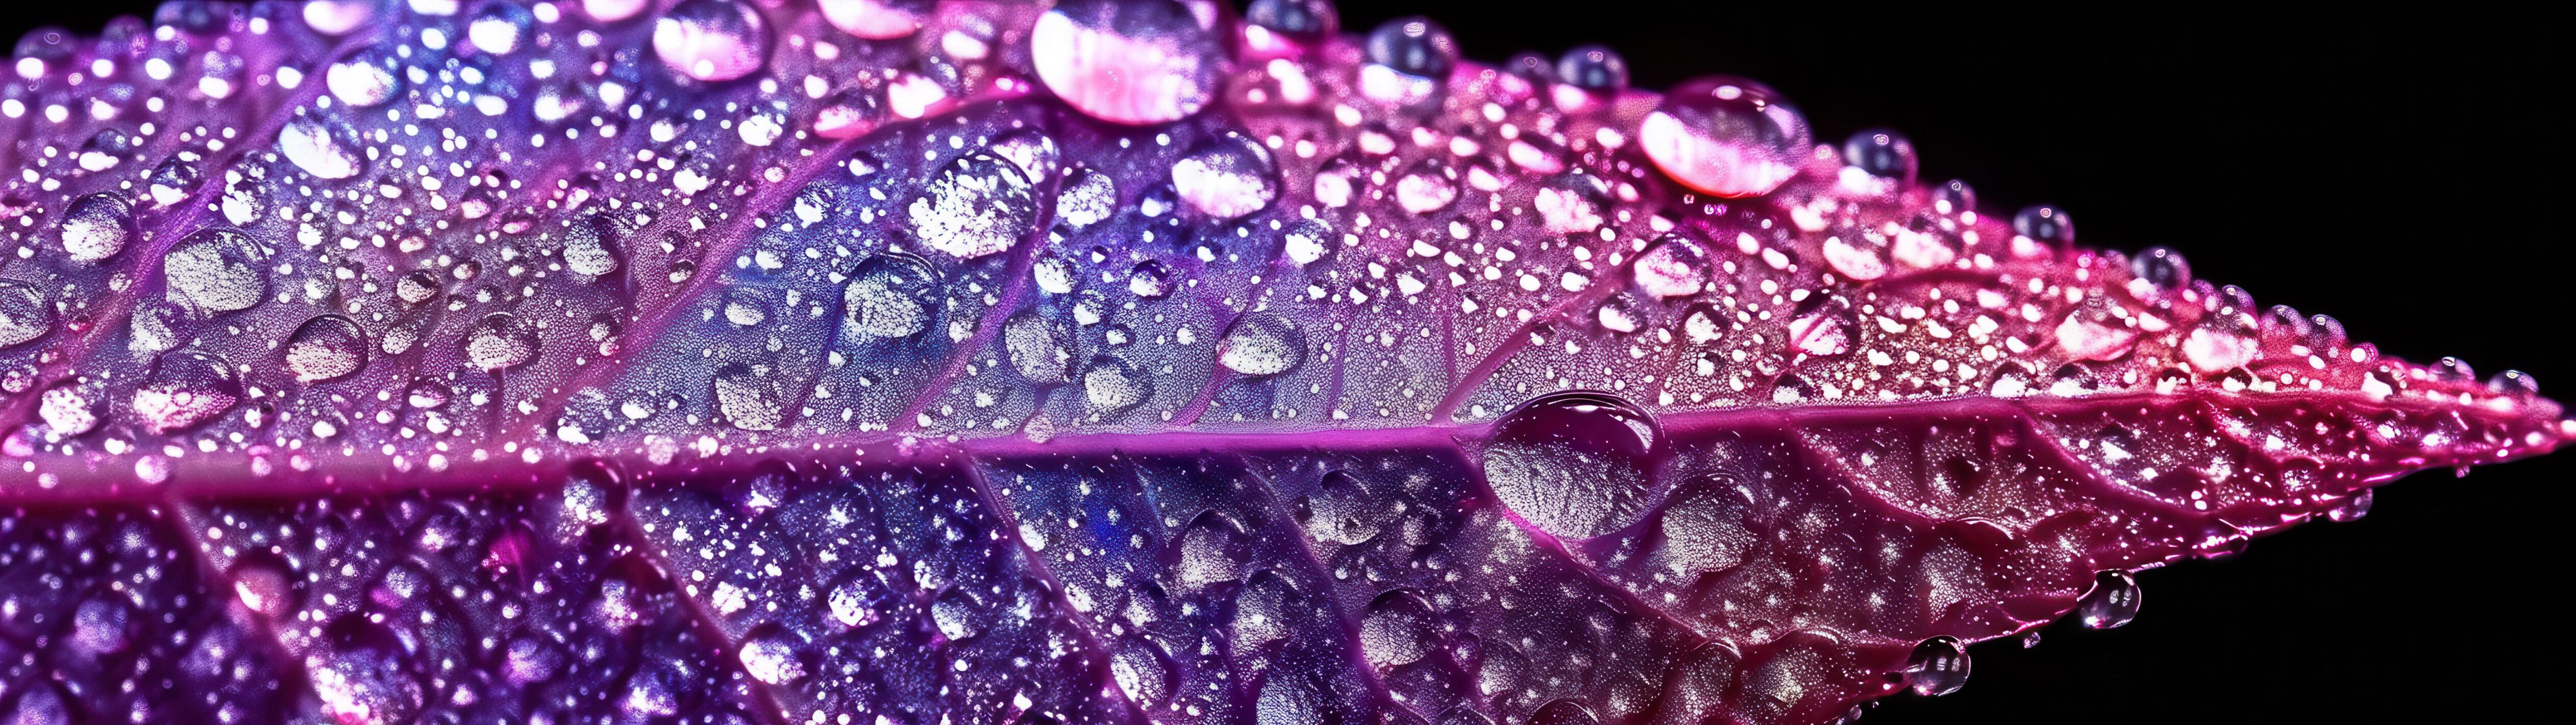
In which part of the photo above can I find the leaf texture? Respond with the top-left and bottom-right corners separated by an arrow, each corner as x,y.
0,2 -> 2563,724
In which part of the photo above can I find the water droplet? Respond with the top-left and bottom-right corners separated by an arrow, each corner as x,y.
1841,128 -> 1916,181
2130,247 -> 2190,293
1632,234 -> 1711,299
1595,295 -> 1641,333
1003,310 -> 1074,384
1172,132 -> 1278,219
38,381 -> 98,436
1127,260 -> 1174,298
1536,172 -> 1611,234
2326,489 -> 2373,522
56,192 -> 132,263
712,361 -> 787,431
1301,470 -> 1390,545
1641,77 -> 1811,197
2076,571 -> 2142,630
1245,0 -> 1338,46
909,150 -> 1036,259
464,312 -> 540,372
653,0 -> 771,82
1175,511 -> 1249,588
1363,16 -> 1456,79
1218,313 -> 1305,376
738,633 -> 805,684
1282,218 -> 1333,267
284,315 -> 369,383
2490,370 -> 2541,400
2012,205 -> 2074,246
303,1 -> 380,35
1109,637 -> 1174,703
163,227 -> 268,313
563,213 -> 624,280
0,280 -> 52,348
1904,636 -> 1970,696
1932,179 -> 1976,216
2432,356 -> 2477,384
1555,45 -> 1628,91
1081,355 -> 1151,416
820,0 -> 931,40
836,253 -> 936,341
1359,590 -> 1437,668
466,2 -> 532,55
1395,161 -> 1459,214
1031,0 -> 1224,125
1529,700 -> 1600,725
132,350 -> 240,433
1481,391 -> 1665,540
280,117 -> 364,180
1054,168 -> 1117,233
1786,304 -> 1853,357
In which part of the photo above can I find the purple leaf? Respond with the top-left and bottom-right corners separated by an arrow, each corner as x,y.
0,2 -> 2562,724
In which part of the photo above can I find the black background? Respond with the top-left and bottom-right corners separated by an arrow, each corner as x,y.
7,2 -> 2568,723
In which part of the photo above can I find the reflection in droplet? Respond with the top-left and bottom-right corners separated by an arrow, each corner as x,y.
909,150 -> 1036,259
465,313 -> 540,372
132,350 -> 241,433
712,361 -> 787,431
0,280 -> 52,348
654,0 -> 771,82
1082,355 -> 1151,417
285,315 -> 370,383
1359,590 -> 1436,668
163,227 -> 268,313
1905,636 -> 1970,696
1218,313 -> 1305,376
1003,310 -> 1074,384
280,117 -> 363,180
1172,133 -> 1278,219
56,192 -> 133,263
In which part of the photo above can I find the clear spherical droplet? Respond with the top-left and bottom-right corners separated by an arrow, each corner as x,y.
1554,44 -> 1628,91
2131,247 -> 2190,292
2076,570 -> 2142,630
1363,17 -> 1456,79
1841,128 -> 1916,181
820,0 -> 932,40
1641,77 -> 1811,197
2012,205 -> 2074,246
1218,313 -> 1305,376
465,312 -> 540,372
1003,310 -> 1074,384
163,227 -> 268,313
56,192 -> 134,263
1172,132 -> 1278,219
909,150 -> 1036,259
1905,636 -> 1970,696
0,280 -> 54,349
284,315 -> 369,383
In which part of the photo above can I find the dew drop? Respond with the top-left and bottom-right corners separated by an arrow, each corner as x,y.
820,0 -> 931,40
1109,638 -> 1174,703
1904,636 -> 1970,696
2076,571 -> 2142,630
280,117 -> 364,180
2325,489 -> 2373,523
303,1 -> 379,35
466,2 -> 532,55
1840,129 -> 1916,181
0,280 -> 52,348
56,192 -> 133,263
712,361 -> 786,431
284,315 -> 369,383
1631,233 -> 1711,299
1127,260 -> 1174,298
132,350 -> 240,433
1301,470 -> 1390,545
1363,17 -> 1456,79
1031,0 -> 1224,125
1003,310 -> 1074,384
653,0 -> 771,82
1172,132 -> 1278,219
464,312 -> 540,372
163,227 -> 268,314
1641,77 -> 1811,197
2490,370 -> 2541,400
1932,179 -> 1976,216
2131,247 -> 2190,292
38,382 -> 98,436
1175,511 -> 1249,588
1395,161 -> 1459,214
1358,590 -> 1437,668
1245,0 -> 1338,47
1218,313 -> 1305,376
2013,205 -> 2074,246
1556,45 -> 1629,91
563,214 -> 624,280
909,150 -> 1036,259
1081,355 -> 1151,417
1481,391 -> 1665,540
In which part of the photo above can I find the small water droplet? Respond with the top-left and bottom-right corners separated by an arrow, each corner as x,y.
1904,636 -> 1970,696
1841,129 -> 1916,181
1175,510 -> 1249,588
1641,77 -> 1811,197
2012,205 -> 2074,246
2326,489 -> 2373,522
2131,247 -> 2190,292
1632,233 -> 1711,299
1933,179 -> 1976,216
1555,45 -> 1629,92
1127,260 -> 1175,298
712,361 -> 787,431
1109,637 -> 1174,703
1363,16 -> 1456,79
280,117 -> 364,180
2489,370 -> 2541,400
2076,571 -> 2142,630
131,350 -> 240,433
819,0 -> 931,40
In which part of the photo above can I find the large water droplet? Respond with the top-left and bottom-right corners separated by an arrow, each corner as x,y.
1174,510 -> 1249,588
56,192 -> 133,263
0,280 -> 52,348
1631,234 -> 1710,299
1301,470 -> 1392,545
1840,128 -> 1916,181
303,1 -> 379,35
1003,310 -> 1074,384
131,350 -> 239,433
466,2 -> 532,55
712,361 -> 787,431
2076,571 -> 2142,630
653,0 -> 771,82
1641,77 -> 1810,198
464,312 -> 540,372
1081,355 -> 1151,417
843,252 -> 937,340
285,315 -> 369,383
163,227 -> 268,313
909,150 -> 1036,259
280,117 -> 364,180
1905,636 -> 1970,696
1031,0 -> 1224,125
563,213 -> 624,280
1363,17 -> 1456,79
820,0 -> 931,39
1218,313 -> 1305,376
1172,132 -> 1278,219
1109,637 -> 1175,703
1481,391 -> 1666,540
38,381 -> 98,436
1359,589 -> 1437,668
1555,45 -> 1628,92
2013,205 -> 2074,246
